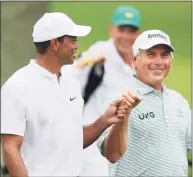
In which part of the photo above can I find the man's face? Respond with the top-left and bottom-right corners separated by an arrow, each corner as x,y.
133,44 -> 173,87
56,36 -> 79,65
109,25 -> 140,56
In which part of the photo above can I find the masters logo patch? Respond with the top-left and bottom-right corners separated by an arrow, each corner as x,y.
125,12 -> 133,18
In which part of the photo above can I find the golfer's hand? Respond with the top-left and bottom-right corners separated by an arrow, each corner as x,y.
100,99 -> 127,127
121,90 -> 142,112
100,91 -> 142,127
115,90 -> 142,121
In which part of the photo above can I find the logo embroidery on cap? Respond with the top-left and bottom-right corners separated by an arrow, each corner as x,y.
125,12 -> 133,18
148,33 -> 167,41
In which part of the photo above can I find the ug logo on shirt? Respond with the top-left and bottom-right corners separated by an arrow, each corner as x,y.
138,112 -> 155,120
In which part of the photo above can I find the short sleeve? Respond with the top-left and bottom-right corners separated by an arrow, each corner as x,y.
97,89 -> 124,153
1,83 -> 26,136
185,104 -> 191,153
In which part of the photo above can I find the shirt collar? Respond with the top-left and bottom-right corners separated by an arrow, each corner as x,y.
29,59 -> 62,81
133,75 -> 169,96
108,38 -> 135,74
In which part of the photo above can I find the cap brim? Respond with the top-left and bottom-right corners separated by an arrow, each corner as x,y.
67,25 -> 91,37
113,20 -> 140,28
140,42 -> 175,52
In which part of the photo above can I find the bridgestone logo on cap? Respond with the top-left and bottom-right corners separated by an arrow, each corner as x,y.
148,33 -> 167,41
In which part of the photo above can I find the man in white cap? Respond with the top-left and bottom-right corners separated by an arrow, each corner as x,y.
1,12 -> 141,176
97,29 -> 192,176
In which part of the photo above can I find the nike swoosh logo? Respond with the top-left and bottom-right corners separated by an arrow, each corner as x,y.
70,97 -> 76,101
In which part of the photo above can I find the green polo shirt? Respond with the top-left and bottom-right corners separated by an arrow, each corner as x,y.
97,77 -> 191,176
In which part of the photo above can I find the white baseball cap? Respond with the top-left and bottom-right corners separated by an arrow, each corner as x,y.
132,29 -> 175,56
32,12 -> 91,42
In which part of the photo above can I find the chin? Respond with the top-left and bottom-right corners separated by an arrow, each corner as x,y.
61,60 -> 73,66
69,60 -> 74,64
150,77 -> 164,85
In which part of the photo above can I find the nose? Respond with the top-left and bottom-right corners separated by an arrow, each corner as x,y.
122,31 -> 136,44
75,41 -> 79,50
154,55 -> 162,65
123,30 -> 131,39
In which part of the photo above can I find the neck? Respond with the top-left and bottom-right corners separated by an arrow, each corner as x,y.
122,54 -> 133,68
136,75 -> 163,92
150,84 -> 162,92
114,41 -> 133,68
118,51 -> 133,68
36,55 -> 61,80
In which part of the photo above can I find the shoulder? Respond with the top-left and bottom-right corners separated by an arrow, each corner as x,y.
2,65 -> 31,93
107,77 -> 137,100
167,89 -> 190,108
78,40 -> 111,59
87,40 -> 110,50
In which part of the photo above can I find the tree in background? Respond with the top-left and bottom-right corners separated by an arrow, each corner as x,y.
1,2 -> 48,86
1,3 -> 48,177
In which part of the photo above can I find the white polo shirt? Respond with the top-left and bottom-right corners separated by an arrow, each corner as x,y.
66,39 -> 135,176
97,76 -> 192,176
1,59 -> 84,176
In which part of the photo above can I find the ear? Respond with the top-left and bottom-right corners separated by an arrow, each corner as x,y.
170,61 -> 172,70
133,56 -> 138,69
108,25 -> 114,37
136,29 -> 141,36
50,39 -> 59,52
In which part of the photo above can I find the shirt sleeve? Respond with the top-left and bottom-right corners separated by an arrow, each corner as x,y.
97,89 -> 124,153
1,83 -> 26,136
185,105 -> 191,153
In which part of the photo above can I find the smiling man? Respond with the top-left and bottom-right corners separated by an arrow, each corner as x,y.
97,29 -> 192,176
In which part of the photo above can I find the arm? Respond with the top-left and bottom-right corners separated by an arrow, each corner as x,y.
98,91 -> 142,163
102,112 -> 130,163
1,135 -> 28,177
1,83 -> 27,176
83,116 -> 109,149
71,42 -> 105,95
83,99 -> 128,149
74,55 -> 105,70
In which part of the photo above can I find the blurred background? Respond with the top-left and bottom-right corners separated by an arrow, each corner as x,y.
1,1 -> 192,177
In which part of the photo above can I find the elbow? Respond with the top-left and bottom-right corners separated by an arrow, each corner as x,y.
107,156 -> 120,163
2,142 -> 20,159
105,149 -> 126,163
2,144 -> 13,160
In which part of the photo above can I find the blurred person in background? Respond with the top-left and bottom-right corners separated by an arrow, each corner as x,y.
69,5 -> 141,176
1,12 -> 132,177
97,29 -> 192,177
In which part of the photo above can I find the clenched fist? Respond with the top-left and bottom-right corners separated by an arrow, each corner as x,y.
100,91 -> 142,128
122,90 -> 142,112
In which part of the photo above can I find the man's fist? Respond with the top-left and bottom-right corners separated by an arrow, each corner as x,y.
100,90 -> 142,128
121,90 -> 142,111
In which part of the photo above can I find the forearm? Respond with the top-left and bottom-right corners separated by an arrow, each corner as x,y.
83,117 -> 109,149
74,58 -> 93,70
3,148 -> 28,177
102,115 -> 129,163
